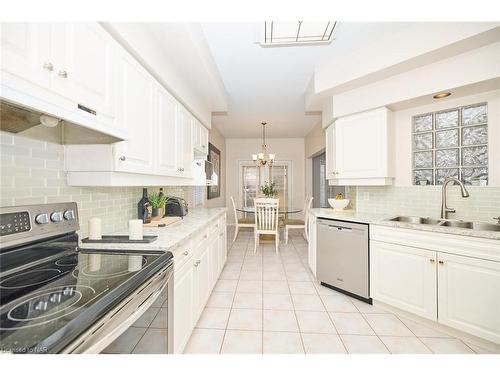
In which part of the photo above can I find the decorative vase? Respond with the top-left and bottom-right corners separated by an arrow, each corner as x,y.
152,207 -> 160,220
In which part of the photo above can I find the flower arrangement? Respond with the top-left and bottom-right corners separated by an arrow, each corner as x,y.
261,182 -> 277,198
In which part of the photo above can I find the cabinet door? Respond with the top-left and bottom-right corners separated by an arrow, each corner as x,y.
52,23 -> 117,124
335,108 -> 389,179
0,23 -> 52,89
113,52 -> 155,174
438,253 -> 500,344
370,241 -> 437,320
200,125 -> 209,155
209,236 -> 219,289
173,260 -> 195,353
193,120 -> 201,152
193,245 -> 211,318
177,108 -> 193,177
325,124 -> 337,180
156,86 -> 180,176
307,214 -> 317,276
218,227 -> 227,273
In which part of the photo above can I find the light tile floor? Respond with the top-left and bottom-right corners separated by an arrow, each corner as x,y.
184,227 -> 497,354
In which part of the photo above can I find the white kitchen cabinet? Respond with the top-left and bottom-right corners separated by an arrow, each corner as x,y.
0,23 -> 52,90
177,107 -> 194,177
327,107 -> 394,185
51,23 -> 117,128
193,119 -> 209,156
173,257 -> 195,354
370,241 -> 437,320
1,23 -> 124,140
113,51 -> 155,174
156,86 -> 180,176
437,252 -> 500,344
325,124 -> 337,180
307,213 -> 317,277
218,217 -> 227,273
208,234 -> 219,289
193,241 -> 211,319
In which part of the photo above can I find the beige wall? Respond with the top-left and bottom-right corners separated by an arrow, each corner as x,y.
225,138 -> 305,224
204,126 -> 226,208
392,89 -> 500,186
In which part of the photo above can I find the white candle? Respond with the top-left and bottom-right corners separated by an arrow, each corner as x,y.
128,255 -> 143,272
129,219 -> 143,240
88,218 -> 102,240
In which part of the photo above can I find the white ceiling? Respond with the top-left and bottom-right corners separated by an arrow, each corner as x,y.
202,22 -> 415,138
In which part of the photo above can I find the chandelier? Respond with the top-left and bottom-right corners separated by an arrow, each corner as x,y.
252,122 -> 275,167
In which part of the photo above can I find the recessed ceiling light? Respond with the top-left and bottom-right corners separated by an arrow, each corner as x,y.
260,21 -> 337,48
433,92 -> 451,99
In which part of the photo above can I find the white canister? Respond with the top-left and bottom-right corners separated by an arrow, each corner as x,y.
129,219 -> 144,241
88,218 -> 102,240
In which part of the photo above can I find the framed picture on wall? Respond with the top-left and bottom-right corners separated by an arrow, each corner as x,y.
207,143 -> 221,200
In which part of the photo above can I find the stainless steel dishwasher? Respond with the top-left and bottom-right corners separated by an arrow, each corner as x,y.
316,218 -> 371,303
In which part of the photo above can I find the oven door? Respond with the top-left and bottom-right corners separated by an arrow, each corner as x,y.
62,263 -> 174,354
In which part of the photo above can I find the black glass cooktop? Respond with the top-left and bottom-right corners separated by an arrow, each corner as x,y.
0,247 -> 172,353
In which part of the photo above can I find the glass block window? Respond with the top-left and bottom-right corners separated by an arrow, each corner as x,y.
412,103 -> 488,185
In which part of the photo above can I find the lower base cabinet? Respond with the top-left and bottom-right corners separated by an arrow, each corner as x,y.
370,226 -> 500,345
437,252 -> 500,344
307,214 -> 317,276
370,241 -> 437,320
173,214 -> 227,353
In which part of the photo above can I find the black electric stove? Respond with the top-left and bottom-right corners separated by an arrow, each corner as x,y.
0,203 -> 173,354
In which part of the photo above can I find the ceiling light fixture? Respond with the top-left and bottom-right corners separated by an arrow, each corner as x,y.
260,21 -> 337,48
433,92 -> 452,99
252,122 -> 275,167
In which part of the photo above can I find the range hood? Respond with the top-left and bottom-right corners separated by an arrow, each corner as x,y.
0,100 -> 121,144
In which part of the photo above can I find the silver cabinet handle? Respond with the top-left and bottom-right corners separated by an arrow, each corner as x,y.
119,156 -> 126,161
183,251 -> 189,256
219,232 -> 224,237
43,62 -> 54,71
438,260 -> 444,265
202,145 -> 206,148
58,70 -> 68,78
429,259 -> 435,263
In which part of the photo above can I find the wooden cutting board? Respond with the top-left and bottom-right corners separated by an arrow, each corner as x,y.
143,216 -> 182,227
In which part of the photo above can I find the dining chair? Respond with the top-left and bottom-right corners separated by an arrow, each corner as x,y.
253,198 -> 280,254
284,196 -> 314,244
230,196 -> 255,242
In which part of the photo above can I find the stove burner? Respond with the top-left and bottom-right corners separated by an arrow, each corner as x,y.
55,256 -> 78,267
0,269 -> 63,289
1,285 -> 104,330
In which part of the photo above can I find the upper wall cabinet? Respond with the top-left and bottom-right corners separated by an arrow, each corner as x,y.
326,107 -> 394,185
193,119 -> 209,157
1,23 -> 124,140
113,52 -> 155,174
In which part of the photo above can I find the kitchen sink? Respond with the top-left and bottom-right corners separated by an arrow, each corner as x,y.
389,216 -> 442,225
388,216 -> 500,232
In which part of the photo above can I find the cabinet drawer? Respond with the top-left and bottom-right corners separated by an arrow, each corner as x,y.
173,241 -> 194,271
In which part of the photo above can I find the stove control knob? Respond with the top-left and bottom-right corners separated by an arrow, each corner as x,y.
35,213 -> 50,225
49,293 -> 62,303
50,212 -> 63,222
34,300 -> 49,311
63,210 -> 75,221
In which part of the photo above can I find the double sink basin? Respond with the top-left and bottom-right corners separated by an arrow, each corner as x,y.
389,216 -> 500,232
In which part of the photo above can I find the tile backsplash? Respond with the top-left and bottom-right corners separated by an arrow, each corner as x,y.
356,185 -> 500,222
0,131 -> 194,237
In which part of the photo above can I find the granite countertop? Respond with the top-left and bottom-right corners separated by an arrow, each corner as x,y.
79,207 -> 227,252
309,208 -> 500,241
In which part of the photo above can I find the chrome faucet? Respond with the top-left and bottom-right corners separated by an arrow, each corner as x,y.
441,177 -> 470,219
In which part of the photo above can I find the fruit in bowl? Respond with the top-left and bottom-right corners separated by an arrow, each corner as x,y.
328,193 -> 350,211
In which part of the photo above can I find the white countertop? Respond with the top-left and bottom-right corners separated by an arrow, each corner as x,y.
309,208 -> 500,241
79,208 -> 227,252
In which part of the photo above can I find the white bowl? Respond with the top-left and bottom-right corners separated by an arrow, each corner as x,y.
328,198 -> 350,210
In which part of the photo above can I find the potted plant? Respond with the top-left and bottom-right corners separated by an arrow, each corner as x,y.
261,182 -> 277,198
148,192 -> 168,220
